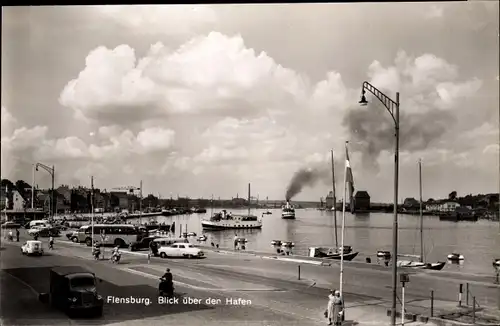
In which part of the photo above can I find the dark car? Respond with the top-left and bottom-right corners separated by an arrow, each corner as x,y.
1,222 -> 21,229
39,266 -> 104,316
30,227 -> 60,238
130,236 -> 159,251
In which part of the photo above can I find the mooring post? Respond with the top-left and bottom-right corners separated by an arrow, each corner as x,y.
430,290 -> 434,317
298,265 -> 301,280
458,283 -> 463,306
466,283 -> 469,306
472,297 -> 476,323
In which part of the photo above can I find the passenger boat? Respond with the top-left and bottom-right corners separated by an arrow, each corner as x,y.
447,253 -> 465,261
281,201 -> 296,219
201,183 -> 263,230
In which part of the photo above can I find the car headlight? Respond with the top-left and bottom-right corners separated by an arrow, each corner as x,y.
97,295 -> 102,300
68,297 -> 77,302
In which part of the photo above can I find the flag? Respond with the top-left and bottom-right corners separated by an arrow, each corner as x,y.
345,143 -> 355,212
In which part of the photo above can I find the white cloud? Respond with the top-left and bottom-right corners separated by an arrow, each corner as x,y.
1,106 -> 17,137
483,144 -> 499,155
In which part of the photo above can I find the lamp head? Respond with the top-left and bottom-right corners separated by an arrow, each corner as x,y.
359,89 -> 368,105
35,166 -> 39,171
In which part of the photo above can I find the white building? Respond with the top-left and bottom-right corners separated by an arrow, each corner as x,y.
425,201 -> 460,212
12,190 -> 26,211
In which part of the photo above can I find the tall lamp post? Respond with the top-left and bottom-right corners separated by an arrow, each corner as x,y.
359,81 -> 400,325
35,163 -> 55,219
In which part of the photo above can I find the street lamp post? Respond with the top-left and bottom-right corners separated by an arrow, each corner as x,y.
35,163 -> 55,219
359,81 -> 400,326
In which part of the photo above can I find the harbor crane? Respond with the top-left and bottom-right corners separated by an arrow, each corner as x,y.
111,181 -> 143,224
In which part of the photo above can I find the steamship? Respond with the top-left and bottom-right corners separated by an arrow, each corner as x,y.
281,201 -> 296,219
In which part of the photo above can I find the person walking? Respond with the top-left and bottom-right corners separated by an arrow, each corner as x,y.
233,234 -> 238,250
16,229 -> 20,242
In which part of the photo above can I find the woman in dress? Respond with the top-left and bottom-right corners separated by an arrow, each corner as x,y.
327,289 -> 344,325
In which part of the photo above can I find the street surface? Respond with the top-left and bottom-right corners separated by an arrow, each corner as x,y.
2,231 -> 498,325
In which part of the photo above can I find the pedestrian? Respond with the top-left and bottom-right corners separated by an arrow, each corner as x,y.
16,229 -> 19,242
49,236 -> 54,249
326,289 -> 344,326
233,234 -> 238,250
8,230 -> 13,241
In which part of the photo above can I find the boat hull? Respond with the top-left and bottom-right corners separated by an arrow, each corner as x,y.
323,252 -> 359,261
201,220 -> 262,230
281,213 -> 295,219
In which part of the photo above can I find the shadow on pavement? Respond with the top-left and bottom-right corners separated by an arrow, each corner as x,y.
2,266 -> 213,324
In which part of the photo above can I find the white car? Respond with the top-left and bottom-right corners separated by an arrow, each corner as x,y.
28,226 -> 44,235
158,243 -> 205,258
21,240 -> 44,256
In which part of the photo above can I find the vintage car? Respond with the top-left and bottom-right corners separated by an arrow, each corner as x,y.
39,266 -> 104,316
1,221 -> 21,229
28,226 -> 60,238
130,235 -> 161,251
157,242 -> 205,258
21,240 -> 44,256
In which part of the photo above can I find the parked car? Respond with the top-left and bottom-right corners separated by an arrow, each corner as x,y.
1,221 -> 21,229
130,236 -> 160,251
21,240 -> 44,256
157,242 -> 205,258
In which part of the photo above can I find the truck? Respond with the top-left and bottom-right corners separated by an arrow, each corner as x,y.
39,266 -> 104,316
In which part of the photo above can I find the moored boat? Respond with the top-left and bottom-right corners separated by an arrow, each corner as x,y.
377,250 -> 391,258
308,247 -> 359,261
197,235 -> 207,241
493,259 -> 500,267
447,253 -> 465,261
271,240 -> 282,246
281,241 -> 294,247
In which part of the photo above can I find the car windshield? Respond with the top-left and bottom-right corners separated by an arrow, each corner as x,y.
70,277 -> 95,288
187,244 -> 194,248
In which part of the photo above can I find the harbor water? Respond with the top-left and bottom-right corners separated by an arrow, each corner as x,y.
127,208 -> 499,276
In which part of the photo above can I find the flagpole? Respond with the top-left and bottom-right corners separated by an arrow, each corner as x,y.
91,176 -> 94,250
339,143 -> 348,295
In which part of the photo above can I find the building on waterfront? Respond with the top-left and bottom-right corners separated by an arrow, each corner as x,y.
110,191 -> 129,211
353,191 -> 370,211
403,197 -> 420,209
0,190 -> 7,210
12,189 -> 26,211
425,200 -> 460,212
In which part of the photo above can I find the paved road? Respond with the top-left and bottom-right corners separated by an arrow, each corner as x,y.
3,232 -> 497,325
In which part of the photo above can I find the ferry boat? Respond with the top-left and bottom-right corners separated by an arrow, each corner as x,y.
281,201 -> 296,219
201,183 -> 263,230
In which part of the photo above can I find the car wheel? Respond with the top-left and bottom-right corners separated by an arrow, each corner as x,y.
71,237 -> 79,243
160,252 -> 167,258
188,254 -> 194,259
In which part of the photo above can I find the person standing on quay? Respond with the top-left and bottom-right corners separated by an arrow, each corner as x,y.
326,289 -> 344,325
16,229 -> 19,242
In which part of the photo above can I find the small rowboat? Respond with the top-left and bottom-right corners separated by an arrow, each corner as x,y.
377,250 -> 391,258
447,253 -> 464,261
271,240 -> 282,246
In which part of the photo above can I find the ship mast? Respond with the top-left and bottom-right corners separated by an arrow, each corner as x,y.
419,159 -> 424,263
248,183 -> 251,216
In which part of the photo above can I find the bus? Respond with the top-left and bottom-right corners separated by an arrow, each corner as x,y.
77,224 -> 145,247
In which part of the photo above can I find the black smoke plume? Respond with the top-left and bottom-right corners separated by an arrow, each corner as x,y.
285,167 -> 329,201
342,99 -> 453,171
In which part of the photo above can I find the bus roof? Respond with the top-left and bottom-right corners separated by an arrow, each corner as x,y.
51,266 -> 92,276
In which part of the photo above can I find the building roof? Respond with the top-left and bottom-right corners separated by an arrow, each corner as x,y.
51,266 -> 92,276
355,191 -> 370,198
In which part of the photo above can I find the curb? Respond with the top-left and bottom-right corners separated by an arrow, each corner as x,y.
385,309 -> 494,326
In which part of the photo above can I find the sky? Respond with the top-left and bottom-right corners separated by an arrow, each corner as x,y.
1,3 -> 499,203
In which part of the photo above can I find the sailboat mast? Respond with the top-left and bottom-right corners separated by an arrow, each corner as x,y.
419,159 -> 424,263
331,149 -> 338,248
248,183 -> 251,216
211,194 -> 214,217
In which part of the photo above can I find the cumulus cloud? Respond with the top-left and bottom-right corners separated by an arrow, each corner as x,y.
59,32 -> 348,127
